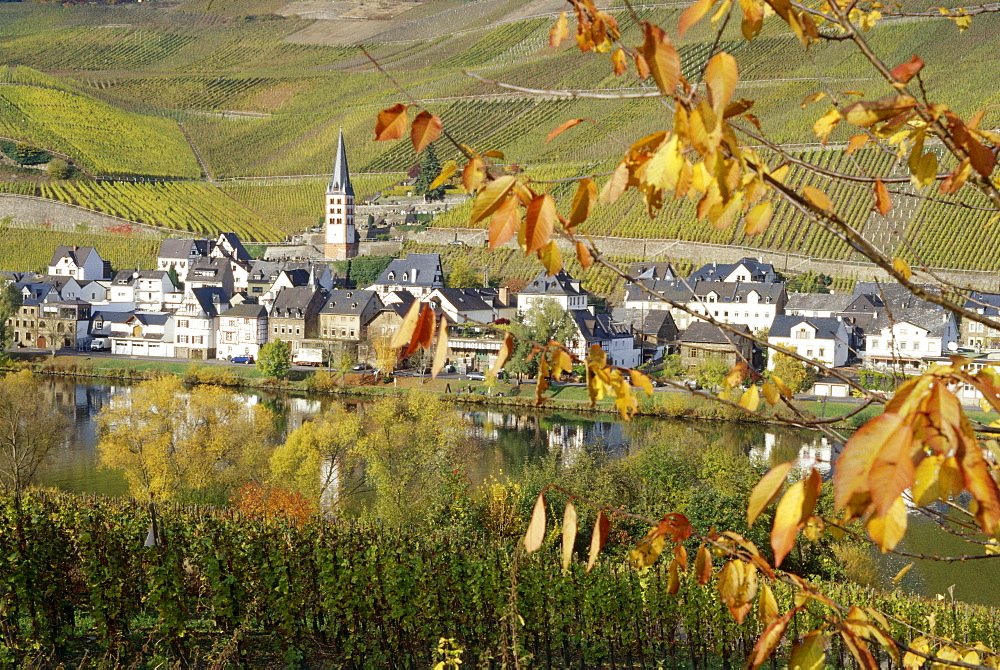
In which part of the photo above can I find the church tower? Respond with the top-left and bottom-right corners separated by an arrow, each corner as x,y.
324,128 -> 359,261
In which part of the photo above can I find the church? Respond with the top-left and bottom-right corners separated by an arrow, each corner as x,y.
324,128 -> 359,261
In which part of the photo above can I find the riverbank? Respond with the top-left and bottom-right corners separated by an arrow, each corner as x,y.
6,352 -> 998,428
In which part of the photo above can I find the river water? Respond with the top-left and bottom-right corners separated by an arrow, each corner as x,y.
31,377 -> 1000,607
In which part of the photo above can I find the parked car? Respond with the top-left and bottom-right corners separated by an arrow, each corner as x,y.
467,372 -> 486,381
352,363 -> 374,371
231,355 -> 254,364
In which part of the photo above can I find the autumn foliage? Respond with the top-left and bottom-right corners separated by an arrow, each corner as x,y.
231,482 -> 315,526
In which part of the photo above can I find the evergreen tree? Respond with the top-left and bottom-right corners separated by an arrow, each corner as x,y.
413,143 -> 446,200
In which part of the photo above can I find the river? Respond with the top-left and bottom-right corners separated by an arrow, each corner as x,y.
30,377 -> 1000,607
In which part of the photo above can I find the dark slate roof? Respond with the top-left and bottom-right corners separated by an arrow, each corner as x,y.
784,293 -> 852,313
49,245 -> 97,268
769,315 -> 845,340
248,260 -> 284,282
189,287 -> 230,318
189,257 -> 230,279
271,287 -> 324,318
134,312 -> 170,326
223,303 -> 268,319
281,268 -> 312,287
519,270 -> 586,296
372,254 -> 444,288
431,288 -> 495,312
572,311 -> 632,342
869,307 -> 953,337
624,280 -> 784,305
158,239 -> 210,259
627,262 -> 676,282
965,291 -> 1000,318
611,308 -> 677,338
327,127 -> 354,196
320,289 -> 380,315
679,322 -> 751,344
217,233 -> 251,262
844,293 -> 883,313
689,257 -> 774,282
852,282 -> 940,309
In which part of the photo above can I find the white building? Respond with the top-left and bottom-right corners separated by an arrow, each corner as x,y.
623,280 -> 785,333
174,287 -> 231,360
767,315 -> 850,370
863,309 -> 959,372
110,312 -> 175,357
517,270 -> 589,314
216,303 -> 268,360
48,246 -> 107,281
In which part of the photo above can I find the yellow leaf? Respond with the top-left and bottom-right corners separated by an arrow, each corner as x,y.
695,545 -> 713,584
740,385 -> 761,412
874,178 -> 892,216
629,526 -> 667,568
867,496 -> 907,552
771,480 -> 806,567
744,201 -> 773,235
561,500 -> 577,570
666,559 -> 680,594
705,52 -> 738,114
846,134 -> 869,154
586,510 -> 610,573
488,196 -> 520,250
802,185 -> 833,212
757,582 -> 779,624
462,157 -> 485,192
762,382 -> 780,406
678,0 -> 717,36
482,149 -> 504,159
428,161 -> 457,192
410,110 -> 442,153
789,630 -> 827,670
523,492 -> 546,552
611,47 -> 627,75
568,178 -> 596,228
630,369 -> 655,397
549,11 -> 568,48
641,22 -> 680,96
538,239 -> 562,276
489,332 -> 514,378
912,454 -> 943,506
893,256 -> 912,280
812,109 -> 841,145
748,462 -> 793,526
891,562 -> 914,584
374,103 -> 408,141
389,299 -> 422,349
430,315 -> 449,378
600,161 -> 629,204
470,176 -> 517,224
801,92 -> 827,108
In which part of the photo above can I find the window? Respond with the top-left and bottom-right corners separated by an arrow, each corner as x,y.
795,329 -> 809,339
818,348 -> 825,358
177,319 -> 189,328
928,342 -> 935,352
900,329 -> 909,336
350,330 -> 355,337
273,326 -> 278,334
193,336 -> 204,345
296,327 -> 301,335
177,335 -> 189,343
871,339 -> 879,349
806,349 -> 813,357
899,342 -> 907,350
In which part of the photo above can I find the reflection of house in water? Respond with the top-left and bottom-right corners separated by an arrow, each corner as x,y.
283,396 -> 323,431
751,432 -> 836,475
548,421 -> 630,466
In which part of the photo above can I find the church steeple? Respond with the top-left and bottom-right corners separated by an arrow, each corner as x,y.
327,127 -> 354,196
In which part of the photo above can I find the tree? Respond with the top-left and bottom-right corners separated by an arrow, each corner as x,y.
329,342 -> 357,385
413,142 -> 446,200
692,356 -> 729,392
445,259 -> 480,288
257,339 -> 291,379
506,299 -> 578,377
769,352 -> 817,394
98,377 -> 276,503
375,4 -> 1000,664
372,334 -> 399,374
0,370 -> 68,494
45,158 -> 71,180
0,278 -> 22,357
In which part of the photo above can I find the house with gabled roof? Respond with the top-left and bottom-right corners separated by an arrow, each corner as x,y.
269,287 -> 327,354
426,287 -> 514,324
157,239 -> 212,283
863,307 -> 958,372
627,262 -> 676,283
186,258 -> 234,297
689,257 -> 777,284
767,315 -> 850,370
367,253 -> 444,299
678,322 -> 754,370
217,303 -> 268,360
110,312 -> 174,357
48,246 -> 108,281
212,233 -> 252,264
623,279 -> 784,333
174,287 -> 231,359
611,308 -> 678,363
517,270 -> 589,314
318,289 -> 382,342
569,310 -> 642,368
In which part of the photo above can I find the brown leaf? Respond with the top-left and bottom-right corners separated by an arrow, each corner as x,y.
957,427 -> 1000,535
575,241 -> 593,269
705,52 -> 738,113
586,510 -> 610,572
410,110 -> 442,153
890,54 -> 924,84
839,625 -> 878,669
748,461 -> 793,526
430,315 -> 449,378
546,118 -> 584,143
470,176 -> 517,224
695,545 -> 713,584
374,103 -> 408,141
389,299 -> 421,349
723,98 -> 755,118
488,196 -> 520,250
523,492 -> 546,552
749,608 -> 797,668
641,22 -> 680,96
561,500 -> 577,570
489,332 -> 514,377
568,178 -> 596,228
549,11 -> 569,48
678,0 -> 717,36
874,178 -> 892,216
674,544 -> 688,570
666,560 -> 680,594
403,304 -> 436,359
633,52 -> 650,80
524,194 -> 556,254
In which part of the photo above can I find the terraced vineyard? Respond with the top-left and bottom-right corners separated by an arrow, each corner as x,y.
0,0 -> 997,269
0,226 -> 159,273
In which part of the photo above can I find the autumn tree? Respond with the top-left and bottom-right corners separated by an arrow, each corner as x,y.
373,0 -> 1000,664
506,298 -> 577,378
0,278 -> 21,356
98,377 -> 277,503
445,258 -> 481,288
769,352 -> 818,394
0,370 -> 68,494
257,339 -> 291,379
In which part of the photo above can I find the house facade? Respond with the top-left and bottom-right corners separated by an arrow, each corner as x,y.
217,303 -> 268,360
863,309 -> 959,372
174,287 -> 231,359
678,322 -> 754,370
318,289 -> 382,342
367,254 -> 445,299
269,287 -> 327,353
767,315 -> 850,370
48,246 -> 107,281
110,313 -> 174,357
517,270 -> 589,314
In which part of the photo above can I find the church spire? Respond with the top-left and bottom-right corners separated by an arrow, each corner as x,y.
327,127 -> 354,196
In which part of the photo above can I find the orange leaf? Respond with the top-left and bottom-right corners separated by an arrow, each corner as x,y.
744,201 -> 772,235
666,560 -> 680,594
463,157 -> 485,192
488,196 -> 520,250
846,134 -> 869,154
546,118 -> 584,143
958,428 -> 1000,535
410,110 -> 442,153
749,608 -> 798,668
586,510 -> 611,572
611,48 -> 627,75
834,413 -> 906,517
641,22 -> 680,96
600,161 -> 630,204
705,52 -> 738,113
568,177 -> 596,228
489,332 -> 515,378
470,176 -> 517,224
874,178 -> 892,216
374,103 -> 408,141
402,303 -> 436,359
840,625 -> 878,669
389,299 -> 421,350
523,492 -> 546,552
634,52 -> 650,80
802,185 -> 833,212
549,11 -> 569,48
678,0 -> 717,37
695,545 -> 713,584
430,315 -> 449,378
575,241 -> 593,269
747,461 -> 793,526
890,54 -> 924,84
867,418 -> 914,517
524,194 -> 556,254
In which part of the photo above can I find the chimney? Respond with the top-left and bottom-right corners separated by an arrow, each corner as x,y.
498,286 -> 510,306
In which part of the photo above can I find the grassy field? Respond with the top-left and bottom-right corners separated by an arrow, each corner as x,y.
0,0 -> 997,267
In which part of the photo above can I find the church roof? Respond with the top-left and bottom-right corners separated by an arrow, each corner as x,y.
327,127 -> 354,196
